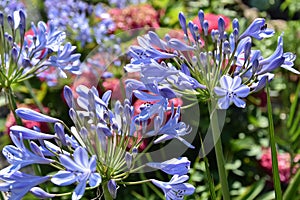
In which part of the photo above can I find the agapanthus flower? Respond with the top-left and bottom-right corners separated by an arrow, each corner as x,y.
1,133 -> 53,176
151,175 -> 195,200
45,0 -> 115,47
146,157 -> 190,175
0,9 -> 81,89
124,10 -> 297,111
214,75 -> 250,109
0,171 -> 50,200
51,147 -> 102,200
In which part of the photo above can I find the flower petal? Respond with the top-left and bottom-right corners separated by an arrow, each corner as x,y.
235,85 -> 250,98
72,180 -> 87,200
219,75 -> 232,89
73,147 -> 89,169
232,97 -> 246,108
51,171 -> 76,186
16,108 -> 60,123
217,96 -> 231,109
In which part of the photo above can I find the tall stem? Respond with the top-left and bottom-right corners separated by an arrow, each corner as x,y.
5,86 -> 43,176
5,87 -> 22,125
209,100 -> 230,200
266,82 -> 282,200
102,182 -> 113,200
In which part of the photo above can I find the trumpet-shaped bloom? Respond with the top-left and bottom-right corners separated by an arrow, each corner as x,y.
0,171 -> 50,200
239,18 -> 274,40
51,147 -> 102,200
16,107 -> 60,123
146,157 -> 190,175
0,133 -> 53,175
214,75 -> 250,109
148,105 -> 194,149
151,175 -> 195,200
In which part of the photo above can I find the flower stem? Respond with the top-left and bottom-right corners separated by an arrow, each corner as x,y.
266,82 -> 283,200
102,182 -> 113,200
5,86 -> 43,176
5,87 -> 22,125
209,101 -> 230,200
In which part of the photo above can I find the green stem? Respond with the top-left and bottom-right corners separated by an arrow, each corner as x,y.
199,135 -> 217,200
5,87 -> 22,125
5,86 -> 43,176
102,182 -> 113,200
209,100 -> 230,200
266,82 -> 283,200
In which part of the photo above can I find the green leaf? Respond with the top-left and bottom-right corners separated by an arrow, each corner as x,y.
234,179 -> 266,200
266,82 -> 283,200
283,169 -> 300,200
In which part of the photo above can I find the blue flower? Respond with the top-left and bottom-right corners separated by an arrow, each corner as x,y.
9,125 -> 56,140
214,75 -> 250,109
151,175 -> 195,200
16,107 -> 60,123
0,133 -> 53,175
30,187 -> 56,199
148,105 -> 194,149
146,157 -> 191,175
107,180 -> 118,199
239,18 -> 274,40
0,171 -> 50,200
51,146 -> 102,200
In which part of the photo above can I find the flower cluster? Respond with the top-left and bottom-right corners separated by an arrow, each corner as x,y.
259,148 -> 300,184
0,83 -> 195,199
0,9 -> 81,90
0,0 -> 25,15
45,0 -> 115,48
124,10 -> 298,110
108,4 -> 160,31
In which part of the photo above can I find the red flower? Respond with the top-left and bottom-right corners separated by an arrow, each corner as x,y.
109,4 -> 160,31
192,13 -> 231,33
259,147 -> 300,184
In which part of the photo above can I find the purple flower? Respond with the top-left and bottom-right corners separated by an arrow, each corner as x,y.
146,157 -> 191,175
107,180 -> 118,199
0,133 -> 53,175
9,125 -> 56,140
148,105 -> 194,149
0,171 -> 50,200
151,175 -> 195,199
51,146 -> 102,200
214,75 -> 250,109
16,107 -> 60,123
239,18 -> 274,40
30,187 -> 56,198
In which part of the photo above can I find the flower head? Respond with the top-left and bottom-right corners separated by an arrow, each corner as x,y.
0,171 -> 50,200
151,175 -> 195,199
51,146 -> 102,200
214,75 -> 250,109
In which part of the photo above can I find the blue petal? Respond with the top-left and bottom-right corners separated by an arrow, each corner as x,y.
218,96 -> 231,109
231,76 -> 242,90
16,108 -> 60,123
10,126 -> 56,140
232,96 -> 246,108
235,85 -> 250,98
59,154 -> 82,172
72,180 -> 87,200
73,147 -> 89,169
51,171 -> 77,186
89,173 -> 102,187
167,38 -> 195,51
30,187 -> 55,198
219,75 -> 232,89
